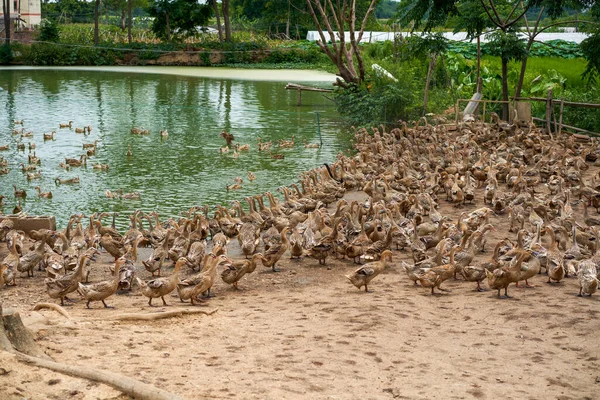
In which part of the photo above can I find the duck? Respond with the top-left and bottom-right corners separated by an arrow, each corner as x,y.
82,140 -> 98,149
177,254 -> 228,304
237,222 -> 260,258
136,257 -> 185,306
65,155 -> 87,167
485,252 -> 528,299
577,262 -> 599,297
13,184 -> 26,198
93,163 -> 109,171
247,171 -> 256,181
183,241 -> 206,271
77,257 -> 125,308
221,253 -> 265,290
34,186 -> 52,199
45,254 -> 88,306
220,129 -> 235,146
100,233 -> 125,261
142,228 -> 172,276
346,250 -> 392,292
55,177 -> 80,185
418,246 -> 460,295
260,227 -> 290,272
515,244 -> 544,288
1,239 -> 20,286
126,145 -> 133,157
304,139 -> 320,149
160,129 -> 168,138
18,235 -> 50,278
59,121 -> 73,129
544,226 -> 565,284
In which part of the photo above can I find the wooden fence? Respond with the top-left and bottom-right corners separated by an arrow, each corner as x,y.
455,90 -> 600,136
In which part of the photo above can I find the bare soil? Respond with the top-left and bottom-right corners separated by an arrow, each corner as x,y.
1,185 -> 599,400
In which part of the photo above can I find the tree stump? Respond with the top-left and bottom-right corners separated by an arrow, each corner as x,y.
0,304 -> 50,359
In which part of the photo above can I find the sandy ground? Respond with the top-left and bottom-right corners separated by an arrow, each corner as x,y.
1,185 -> 600,400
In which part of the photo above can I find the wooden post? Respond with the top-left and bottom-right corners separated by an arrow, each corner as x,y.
546,89 -> 553,135
558,99 -> 565,135
455,99 -> 460,124
297,89 -> 302,106
482,100 -> 487,122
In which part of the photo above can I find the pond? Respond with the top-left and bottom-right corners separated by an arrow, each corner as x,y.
0,67 -> 349,230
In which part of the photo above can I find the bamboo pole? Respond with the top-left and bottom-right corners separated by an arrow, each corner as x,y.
545,89 -> 553,135
558,99 -> 565,135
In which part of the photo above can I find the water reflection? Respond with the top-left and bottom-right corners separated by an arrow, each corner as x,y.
0,69 -> 349,229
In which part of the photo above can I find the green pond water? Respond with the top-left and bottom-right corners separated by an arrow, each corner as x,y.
0,67 -> 349,230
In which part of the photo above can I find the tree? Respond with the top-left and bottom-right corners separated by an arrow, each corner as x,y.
396,0 -> 599,120
94,0 -> 100,45
222,0 -> 231,41
453,0 -> 492,92
103,0 -> 148,43
3,0 -> 10,45
147,0 -> 211,42
306,0 -> 379,88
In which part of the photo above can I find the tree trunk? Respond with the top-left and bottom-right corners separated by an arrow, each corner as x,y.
0,306 -> 50,359
501,57 -> 509,121
222,0 -> 231,42
94,0 -> 100,46
3,0 -> 11,45
120,9 -> 126,31
476,35 -> 481,92
423,55 -> 436,115
211,0 -> 223,43
165,10 -> 170,43
127,0 -> 132,44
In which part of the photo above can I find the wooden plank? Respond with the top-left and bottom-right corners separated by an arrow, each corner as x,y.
532,117 -> 600,137
285,83 -> 333,93
463,92 -> 483,119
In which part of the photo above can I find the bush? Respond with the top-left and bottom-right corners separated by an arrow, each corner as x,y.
334,79 -> 417,127
0,44 -> 13,64
26,43 -> 117,66
38,19 -> 61,42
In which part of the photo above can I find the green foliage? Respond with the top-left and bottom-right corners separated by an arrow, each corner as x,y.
333,61 -> 419,127
580,30 -> 600,83
447,40 -> 583,59
38,19 -> 61,43
486,30 -> 527,63
26,43 -> 117,66
0,44 -> 13,65
529,69 -> 566,95
375,0 -> 399,19
147,0 -> 212,41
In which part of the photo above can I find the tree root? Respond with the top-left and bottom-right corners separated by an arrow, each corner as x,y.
105,308 -> 218,322
32,303 -> 72,319
16,352 -> 185,400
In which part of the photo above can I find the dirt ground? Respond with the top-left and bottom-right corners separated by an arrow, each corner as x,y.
1,184 -> 600,400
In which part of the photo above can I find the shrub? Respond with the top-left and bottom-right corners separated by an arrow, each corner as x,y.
0,44 -> 13,64
38,19 -> 61,42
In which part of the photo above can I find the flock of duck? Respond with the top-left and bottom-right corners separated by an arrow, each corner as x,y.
1,116 -> 600,309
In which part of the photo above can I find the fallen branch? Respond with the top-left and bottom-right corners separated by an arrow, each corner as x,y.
33,303 -> 72,320
16,353 -> 186,400
85,308 -> 219,322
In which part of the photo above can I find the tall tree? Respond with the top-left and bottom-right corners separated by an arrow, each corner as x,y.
306,0 -> 378,87
94,0 -> 101,45
222,0 -> 231,41
3,0 -> 11,45
147,0 -> 211,42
